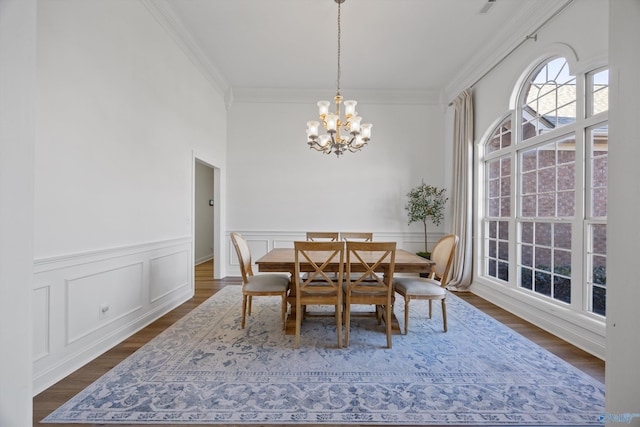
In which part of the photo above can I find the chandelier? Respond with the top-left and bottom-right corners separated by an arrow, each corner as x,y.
306,0 -> 371,157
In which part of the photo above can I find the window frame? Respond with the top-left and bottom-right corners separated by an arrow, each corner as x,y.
477,56 -> 608,324
481,116 -> 514,284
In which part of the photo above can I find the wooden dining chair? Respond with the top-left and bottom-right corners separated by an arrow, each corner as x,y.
306,231 -> 340,242
293,241 -> 344,349
230,232 -> 290,330
304,232 -> 340,280
340,232 -> 373,242
344,241 -> 396,348
393,234 -> 459,334
341,232 -> 378,281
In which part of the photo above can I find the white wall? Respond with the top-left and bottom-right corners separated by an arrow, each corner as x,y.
462,0 -> 609,358
36,0 -> 227,258
33,0 -> 228,393
195,161 -> 215,264
225,93 -> 447,274
606,0 -> 640,421
472,1 -> 608,137
0,0 -> 37,424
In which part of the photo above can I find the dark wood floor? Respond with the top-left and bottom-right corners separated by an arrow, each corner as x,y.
33,259 -> 605,427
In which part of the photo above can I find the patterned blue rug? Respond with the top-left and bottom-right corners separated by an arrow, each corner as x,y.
43,285 -> 604,425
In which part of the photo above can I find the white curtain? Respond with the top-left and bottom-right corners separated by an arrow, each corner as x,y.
447,88 -> 474,291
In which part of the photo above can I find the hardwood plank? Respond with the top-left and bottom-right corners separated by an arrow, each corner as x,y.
33,260 -> 604,426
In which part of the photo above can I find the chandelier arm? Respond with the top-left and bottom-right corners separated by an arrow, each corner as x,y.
308,142 -> 323,152
347,144 -> 362,153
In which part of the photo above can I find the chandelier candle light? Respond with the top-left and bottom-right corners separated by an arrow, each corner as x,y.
306,0 -> 371,157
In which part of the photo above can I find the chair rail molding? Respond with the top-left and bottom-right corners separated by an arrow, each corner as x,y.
34,236 -> 192,272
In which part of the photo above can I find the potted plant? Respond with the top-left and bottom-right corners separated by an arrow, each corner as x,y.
405,181 -> 448,259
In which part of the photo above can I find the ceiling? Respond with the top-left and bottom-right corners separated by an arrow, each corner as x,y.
160,0 -> 566,100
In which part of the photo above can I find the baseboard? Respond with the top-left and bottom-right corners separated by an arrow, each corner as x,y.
195,255 -> 213,266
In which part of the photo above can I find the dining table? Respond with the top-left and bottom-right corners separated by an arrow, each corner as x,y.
255,247 -> 435,335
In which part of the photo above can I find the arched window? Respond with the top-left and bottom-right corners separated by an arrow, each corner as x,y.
480,57 -> 608,318
521,57 -> 576,139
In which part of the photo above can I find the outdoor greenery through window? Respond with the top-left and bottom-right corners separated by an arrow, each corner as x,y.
481,57 -> 608,318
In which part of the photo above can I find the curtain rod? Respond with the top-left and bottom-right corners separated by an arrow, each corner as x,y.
448,0 -> 575,107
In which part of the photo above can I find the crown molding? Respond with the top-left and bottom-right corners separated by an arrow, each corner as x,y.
141,0 -> 570,111
229,87 -> 442,106
443,0 -> 575,105
139,0 -> 231,100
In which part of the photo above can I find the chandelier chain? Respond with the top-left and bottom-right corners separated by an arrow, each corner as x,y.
336,0 -> 341,94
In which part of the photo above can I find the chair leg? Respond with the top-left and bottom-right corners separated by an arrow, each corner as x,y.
248,295 -> 252,316
344,300 -> 350,347
442,299 -> 447,332
404,298 -> 410,335
281,293 -> 287,330
295,300 -> 302,349
385,303 -> 392,349
241,295 -> 248,329
336,302 -> 343,349
428,300 -> 432,319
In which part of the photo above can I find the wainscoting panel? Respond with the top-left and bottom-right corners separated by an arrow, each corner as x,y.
273,239 -> 294,249
32,285 -> 50,362
248,239 -> 269,263
149,250 -> 189,303
32,237 -> 193,395
225,230 -> 442,277
227,238 -> 271,269
66,262 -> 144,344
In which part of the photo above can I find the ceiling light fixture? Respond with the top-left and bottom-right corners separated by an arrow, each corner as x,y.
306,0 -> 371,157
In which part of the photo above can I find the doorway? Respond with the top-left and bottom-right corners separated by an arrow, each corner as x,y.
194,160 -> 215,276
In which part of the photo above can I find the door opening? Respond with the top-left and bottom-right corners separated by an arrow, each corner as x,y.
194,160 -> 215,278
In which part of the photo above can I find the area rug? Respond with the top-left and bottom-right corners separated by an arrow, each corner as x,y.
43,285 -> 605,425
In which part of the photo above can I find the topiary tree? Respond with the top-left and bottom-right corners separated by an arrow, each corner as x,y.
405,181 -> 448,256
